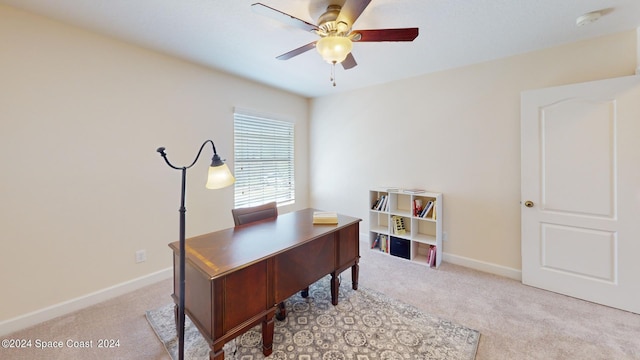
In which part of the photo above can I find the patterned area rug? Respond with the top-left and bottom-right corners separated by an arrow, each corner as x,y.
146,277 -> 479,360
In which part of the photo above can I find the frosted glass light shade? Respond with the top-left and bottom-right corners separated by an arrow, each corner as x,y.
206,163 -> 235,189
316,36 -> 353,63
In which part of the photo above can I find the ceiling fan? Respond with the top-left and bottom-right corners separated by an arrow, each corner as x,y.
251,0 -> 419,84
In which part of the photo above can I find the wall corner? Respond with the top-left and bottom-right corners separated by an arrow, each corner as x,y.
636,27 -> 640,75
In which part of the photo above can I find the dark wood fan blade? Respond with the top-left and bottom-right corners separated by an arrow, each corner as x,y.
251,3 -> 319,32
341,53 -> 358,70
352,28 -> 419,42
336,0 -> 372,27
276,42 -> 317,60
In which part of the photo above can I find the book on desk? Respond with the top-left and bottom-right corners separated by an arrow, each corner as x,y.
313,211 -> 338,224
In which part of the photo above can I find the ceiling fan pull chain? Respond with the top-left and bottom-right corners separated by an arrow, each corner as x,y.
331,61 -> 337,87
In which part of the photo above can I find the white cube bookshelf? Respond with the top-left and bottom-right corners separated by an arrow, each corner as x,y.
369,188 -> 442,268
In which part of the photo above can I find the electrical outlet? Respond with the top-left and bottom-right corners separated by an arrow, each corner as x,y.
135,250 -> 147,263
442,232 -> 448,241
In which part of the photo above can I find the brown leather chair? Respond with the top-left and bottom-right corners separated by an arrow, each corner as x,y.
231,201 -> 278,226
231,202 -> 309,320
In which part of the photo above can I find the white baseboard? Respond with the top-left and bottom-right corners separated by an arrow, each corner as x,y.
442,253 -> 522,281
359,232 -> 522,281
0,267 -> 172,337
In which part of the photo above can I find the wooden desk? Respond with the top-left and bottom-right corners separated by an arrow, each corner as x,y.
168,208 -> 361,360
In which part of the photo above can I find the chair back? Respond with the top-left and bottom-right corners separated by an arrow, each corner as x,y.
232,201 -> 278,226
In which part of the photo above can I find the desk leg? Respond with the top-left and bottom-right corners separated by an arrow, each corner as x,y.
209,343 -> 224,360
352,262 -> 359,290
262,311 -> 275,356
276,302 -> 286,321
330,272 -> 339,306
173,304 -> 178,329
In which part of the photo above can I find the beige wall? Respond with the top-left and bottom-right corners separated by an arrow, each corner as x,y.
310,30 -> 637,275
0,5 -> 309,324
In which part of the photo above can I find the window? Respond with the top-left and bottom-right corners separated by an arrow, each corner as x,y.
233,110 -> 295,208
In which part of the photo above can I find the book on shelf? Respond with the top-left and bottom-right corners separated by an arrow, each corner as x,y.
403,188 -> 425,194
372,198 -> 380,210
380,195 -> 389,211
371,234 -> 379,249
313,211 -> 338,224
372,195 -> 389,212
419,201 -> 433,218
372,234 -> 389,252
412,199 -> 422,217
427,245 -> 437,268
376,234 -> 389,253
430,200 -> 437,220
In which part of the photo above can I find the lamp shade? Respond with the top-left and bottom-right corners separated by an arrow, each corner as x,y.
206,163 -> 235,189
316,36 -> 353,63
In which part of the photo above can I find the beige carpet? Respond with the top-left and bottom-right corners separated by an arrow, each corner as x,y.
3,242 -> 640,359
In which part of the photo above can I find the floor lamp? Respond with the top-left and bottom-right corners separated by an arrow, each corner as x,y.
157,140 -> 235,360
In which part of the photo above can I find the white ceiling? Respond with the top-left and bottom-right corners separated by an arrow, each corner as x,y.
2,0 -> 639,98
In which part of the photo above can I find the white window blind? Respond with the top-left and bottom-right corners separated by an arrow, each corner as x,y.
234,111 -> 295,208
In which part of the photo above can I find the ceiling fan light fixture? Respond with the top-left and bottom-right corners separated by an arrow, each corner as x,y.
316,36 -> 353,63
336,21 -> 350,34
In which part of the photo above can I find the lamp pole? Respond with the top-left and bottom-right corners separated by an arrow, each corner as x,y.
157,140 -> 234,360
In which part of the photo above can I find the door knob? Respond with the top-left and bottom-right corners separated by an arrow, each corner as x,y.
524,200 -> 534,208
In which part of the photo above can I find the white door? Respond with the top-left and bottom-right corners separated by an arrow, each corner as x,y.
521,75 -> 640,314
